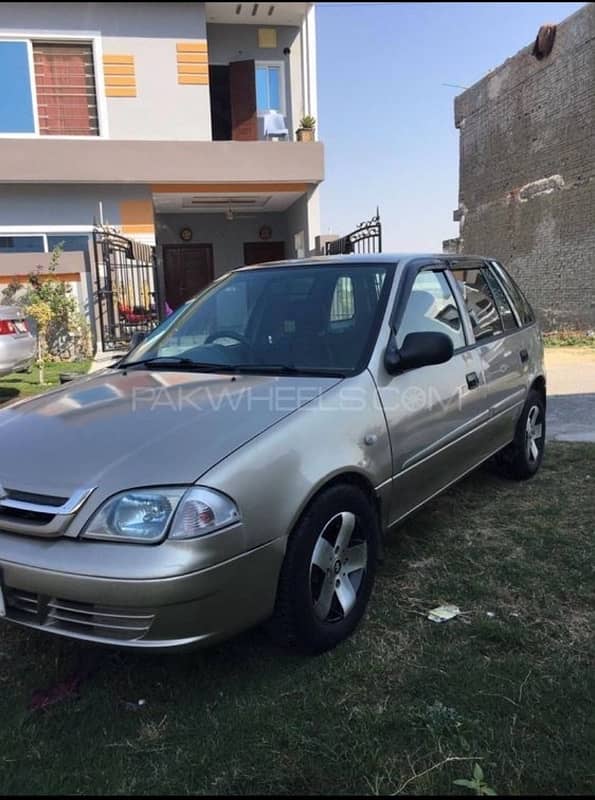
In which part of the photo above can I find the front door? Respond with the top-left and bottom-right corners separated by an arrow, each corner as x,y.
244,241 -> 285,265
163,244 -> 214,310
230,60 -> 257,141
375,266 -> 490,524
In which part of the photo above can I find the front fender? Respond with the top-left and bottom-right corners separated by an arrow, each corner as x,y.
199,371 -> 392,552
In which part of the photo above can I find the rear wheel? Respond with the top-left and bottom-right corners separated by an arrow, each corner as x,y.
269,484 -> 379,653
496,389 -> 546,480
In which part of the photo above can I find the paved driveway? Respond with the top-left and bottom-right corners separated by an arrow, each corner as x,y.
545,348 -> 595,442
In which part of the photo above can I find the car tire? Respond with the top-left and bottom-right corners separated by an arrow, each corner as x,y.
496,389 -> 546,480
268,483 -> 379,654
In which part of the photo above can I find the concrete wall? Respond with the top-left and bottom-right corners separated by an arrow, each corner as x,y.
286,193 -> 309,258
207,22 -> 302,137
0,250 -> 88,279
0,2 -> 212,140
454,3 -> 595,330
155,211 -> 292,278
0,184 -> 150,228
0,139 -> 325,184
0,251 -> 93,335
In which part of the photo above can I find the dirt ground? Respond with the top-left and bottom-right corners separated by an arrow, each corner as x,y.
544,348 -> 595,442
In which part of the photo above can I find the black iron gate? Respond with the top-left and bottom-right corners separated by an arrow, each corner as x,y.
325,209 -> 382,256
93,227 -> 162,351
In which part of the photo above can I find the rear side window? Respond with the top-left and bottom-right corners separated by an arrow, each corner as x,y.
490,261 -> 535,325
483,269 -> 518,331
452,267 -> 503,341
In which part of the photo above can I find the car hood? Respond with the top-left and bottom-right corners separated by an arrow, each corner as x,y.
0,368 -> 340,499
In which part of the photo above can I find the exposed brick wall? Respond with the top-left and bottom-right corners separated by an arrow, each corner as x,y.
454,3 -> 595,331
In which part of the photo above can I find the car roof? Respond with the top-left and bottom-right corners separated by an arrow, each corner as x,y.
234,253 -> 496,272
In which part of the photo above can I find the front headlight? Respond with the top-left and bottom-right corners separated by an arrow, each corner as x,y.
82,487 -> 240,543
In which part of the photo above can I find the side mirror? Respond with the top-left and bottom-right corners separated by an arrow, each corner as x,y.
385,331 -> 454,375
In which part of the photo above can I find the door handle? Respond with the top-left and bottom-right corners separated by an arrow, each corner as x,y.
466,372 -> 480,390
520,349 -> 529,363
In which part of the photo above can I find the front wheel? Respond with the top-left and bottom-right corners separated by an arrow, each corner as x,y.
496,389 -> 546,480
269,484 -> 379,654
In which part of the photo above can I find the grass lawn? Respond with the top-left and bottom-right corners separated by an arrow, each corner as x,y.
0,443 -> 593,795
0,361 -> 91,406
544,333 -> 595,348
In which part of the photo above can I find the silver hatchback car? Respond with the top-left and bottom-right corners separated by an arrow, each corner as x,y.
0,306 -> 35,377
0,255 -> 545,653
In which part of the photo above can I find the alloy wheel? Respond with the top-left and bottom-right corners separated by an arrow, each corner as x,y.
309,511 -> 368,623
525,404 -> 543,464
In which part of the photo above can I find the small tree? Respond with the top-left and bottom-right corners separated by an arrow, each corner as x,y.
21,244 -> 92,362
0,279 -> 23,306
25,299 -> 53,385
23,245 -> 77,359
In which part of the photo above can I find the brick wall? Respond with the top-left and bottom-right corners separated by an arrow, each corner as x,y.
454,3 -> 595,330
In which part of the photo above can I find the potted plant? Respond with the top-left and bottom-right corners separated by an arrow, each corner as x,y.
296,115 -> 316,142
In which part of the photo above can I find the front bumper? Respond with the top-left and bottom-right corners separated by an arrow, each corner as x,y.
0,536 -> 286,651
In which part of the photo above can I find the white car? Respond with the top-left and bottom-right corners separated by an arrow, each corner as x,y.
0,306 -> 36,377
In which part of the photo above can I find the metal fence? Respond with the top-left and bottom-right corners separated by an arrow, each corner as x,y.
325,209 -> 382,256
93,227 -> 161,351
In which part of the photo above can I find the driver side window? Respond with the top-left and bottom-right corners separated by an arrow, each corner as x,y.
397,271 -> 466,350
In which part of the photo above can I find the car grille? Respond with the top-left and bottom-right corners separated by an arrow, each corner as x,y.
4,586 -> 155,642
0,485 -> 95,537
3,489 -> 69,507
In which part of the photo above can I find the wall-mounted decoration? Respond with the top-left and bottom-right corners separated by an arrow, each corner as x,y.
180,227 -> 193,242
103,54 -> 137,97
259,225 -> 272,241
176,41 -> 209,85
258,28 -> 277,49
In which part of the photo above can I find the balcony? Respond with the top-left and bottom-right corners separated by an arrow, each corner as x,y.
0,138 -> 324,186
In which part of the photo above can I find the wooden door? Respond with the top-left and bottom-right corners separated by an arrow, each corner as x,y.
163,245 -> 214,309
230,60 -> 257,141
243,241 -> 286,265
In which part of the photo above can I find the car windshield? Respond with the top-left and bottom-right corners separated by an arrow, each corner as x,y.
120,263 -> 393,375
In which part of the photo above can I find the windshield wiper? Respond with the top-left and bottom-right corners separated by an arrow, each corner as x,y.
118,356 -> 236,372
231,364 -> 345,377
118,357 -> 344,378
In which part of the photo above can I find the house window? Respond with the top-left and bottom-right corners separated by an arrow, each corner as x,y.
255,63 -> 284,113
0,41 -> 36,133
0,39 -> 99,136
33,42 -> 99,135
47,234 -> 90,252
0,235 -> 45,252
0,234 -> 90,254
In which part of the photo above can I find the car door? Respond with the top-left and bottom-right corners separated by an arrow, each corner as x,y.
450,261 -> 528,450
373,262 -> 492,525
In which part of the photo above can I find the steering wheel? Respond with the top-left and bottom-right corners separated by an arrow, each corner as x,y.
204,330 -> 250,347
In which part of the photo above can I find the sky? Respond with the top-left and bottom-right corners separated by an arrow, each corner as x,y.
316,1 -> 586,251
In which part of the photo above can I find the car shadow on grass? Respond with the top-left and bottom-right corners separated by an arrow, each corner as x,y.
0,385 -> 19,405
